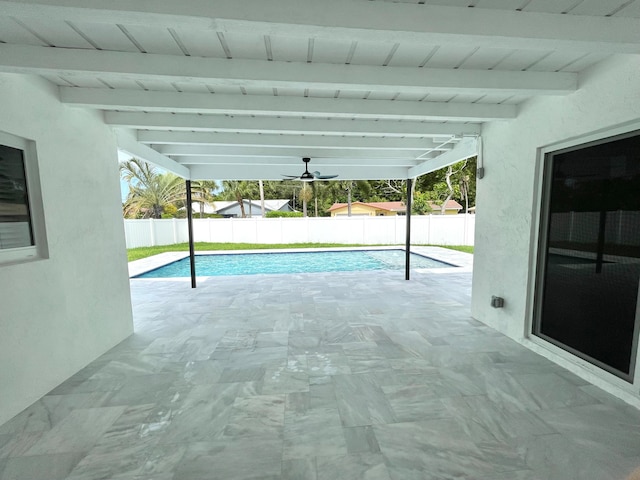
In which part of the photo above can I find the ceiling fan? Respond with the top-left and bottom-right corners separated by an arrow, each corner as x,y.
282,157 -> 338,182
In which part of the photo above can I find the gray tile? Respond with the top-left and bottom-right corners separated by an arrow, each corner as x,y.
223,394 -> 285,438
0,452 -> 84,480
282,458 -> 317,480
3,264 -> 640,480
316,453 -> 392,480
27,407 -> 125,455
175,438 -> 282,480
159,384 -> 238,444
344,426 -> 381,454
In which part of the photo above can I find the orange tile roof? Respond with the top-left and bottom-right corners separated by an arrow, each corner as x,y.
327,201 -> 406,212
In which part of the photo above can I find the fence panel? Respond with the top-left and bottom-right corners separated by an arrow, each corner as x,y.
124,215 -> 475,248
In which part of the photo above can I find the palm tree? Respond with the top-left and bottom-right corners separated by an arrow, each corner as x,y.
191,180 -> 219,218
120,159 -> 185,218
220,180 -> 258,218
299,183 -> 313,217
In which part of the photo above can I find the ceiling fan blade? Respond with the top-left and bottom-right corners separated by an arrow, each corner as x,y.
281,175 -> 300,179
312,171 -> 339,179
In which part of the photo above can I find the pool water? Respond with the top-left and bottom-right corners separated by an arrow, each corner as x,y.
136,249 -> 454,278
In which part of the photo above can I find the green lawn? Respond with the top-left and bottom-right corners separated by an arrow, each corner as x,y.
127,242 -> 473,262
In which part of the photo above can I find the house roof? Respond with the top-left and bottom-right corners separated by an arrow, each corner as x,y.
429,199 -> 463,211
328,201 -> 406,212
213,199 -> 290,214
0,2 -> 636,180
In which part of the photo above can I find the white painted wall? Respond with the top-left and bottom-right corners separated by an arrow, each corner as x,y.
0,74 -> 133,425
123,215 -> 475,248
472,55 -> 640,401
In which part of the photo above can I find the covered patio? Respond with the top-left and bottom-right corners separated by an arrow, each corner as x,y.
1,1 -> 640,478
2,253 -> 640,479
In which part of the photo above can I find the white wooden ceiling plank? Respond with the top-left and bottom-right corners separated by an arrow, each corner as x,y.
475,0 -> 521,10
222,32 -> 269,60
500,95 -> 530,104
457,47 -> 516,70
7,18 -> 91,48
473,93 -> 517,104
160,145 -> 425,159
522,0 -> 587,14
274,88 -> 306,97
395,92 -> 427,102
349,41 -> 395,66
494,50 -> 554,71
139,131 -> 447,150
208,85 -> 243,95
387,43 -> 438,68
311,38 -> 354,64
268,35 -> 308,63
422,45 -> 478,69
60,87 -> 518,121
527,51 -> 589,72
367,92 -> 397,101
244,86 -> 275,96
615,2 -> 640,16
425,0 -> 475,7
0,44 -> 577,95
170,29 -> 226,58
97,78 -> 144,90
335,90 -> 370,99
307,89 -> 337,99
174,83 -> 212,94
70,22 -> 140,52
120,25 -> 184,55
175,156 -> 419,167
422,93 -> 456,102
0,17 -> 50,45
4,1 -> 640,53
558,52 -> 608,72
104,112 -> 481,137
568,0 -> 632,16
58,75 -> 108,88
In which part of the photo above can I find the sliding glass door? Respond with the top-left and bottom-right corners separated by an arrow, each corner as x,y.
534,131 -> 640,380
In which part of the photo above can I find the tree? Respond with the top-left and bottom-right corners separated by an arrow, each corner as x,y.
191,180 -> 219,218
415,157 -> 477,213
120,158 -> 185,219
299,183 -> 313,217
219,180 -> 258,218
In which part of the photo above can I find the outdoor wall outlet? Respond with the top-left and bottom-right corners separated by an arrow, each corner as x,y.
491,296 -> 504,308
477,167 -> 485,179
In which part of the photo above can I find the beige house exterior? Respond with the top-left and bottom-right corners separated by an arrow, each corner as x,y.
328,201 -> 406,217
429,199 -> 463,215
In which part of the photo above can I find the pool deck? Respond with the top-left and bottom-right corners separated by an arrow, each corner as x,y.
3,250 -> 640,479
127,245 -> 474,278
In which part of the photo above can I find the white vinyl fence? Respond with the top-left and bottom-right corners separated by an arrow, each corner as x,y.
123,215 -> 475,249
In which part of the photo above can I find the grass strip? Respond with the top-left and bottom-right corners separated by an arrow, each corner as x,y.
127,242 -> 473,262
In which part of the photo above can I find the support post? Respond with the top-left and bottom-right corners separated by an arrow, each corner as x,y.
186,179 -> 196,288
405,178 -> 413,281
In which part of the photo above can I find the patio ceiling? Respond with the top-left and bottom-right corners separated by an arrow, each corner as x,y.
1,0 -> 639,180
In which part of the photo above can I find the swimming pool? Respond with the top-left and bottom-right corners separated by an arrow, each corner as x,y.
135,249 -> 454,278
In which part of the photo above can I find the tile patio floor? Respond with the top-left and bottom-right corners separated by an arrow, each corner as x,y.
1,249 -> 640,480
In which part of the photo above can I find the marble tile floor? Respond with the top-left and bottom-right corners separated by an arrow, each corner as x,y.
2,262 -> 640,479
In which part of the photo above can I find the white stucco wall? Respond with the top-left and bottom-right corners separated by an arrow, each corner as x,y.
0,74 -> 133,425
472,55 -> 640,401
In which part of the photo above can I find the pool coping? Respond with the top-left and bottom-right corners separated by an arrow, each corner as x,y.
128,245 -> 473,278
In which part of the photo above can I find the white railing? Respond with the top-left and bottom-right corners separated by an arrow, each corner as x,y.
123,215 -> 475,249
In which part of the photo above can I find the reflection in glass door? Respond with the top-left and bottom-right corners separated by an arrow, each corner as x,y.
534,132 -> 640,380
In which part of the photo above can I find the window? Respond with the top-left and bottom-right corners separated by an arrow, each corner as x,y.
0,130 -> 47,264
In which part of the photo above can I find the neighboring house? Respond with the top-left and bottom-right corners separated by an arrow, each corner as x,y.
428,199 -> 463,215
327,200 -> 463,216
193,199 -> 292,217
328,201 -> 406,217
